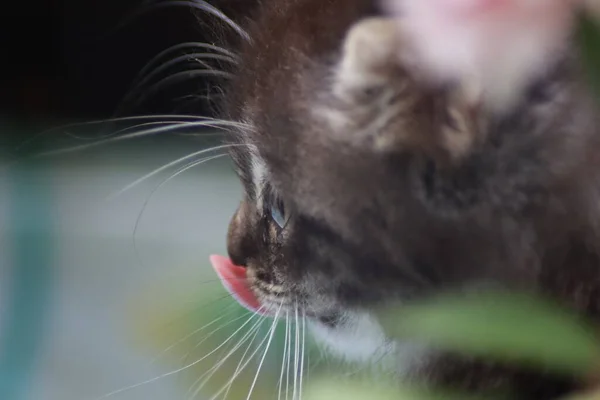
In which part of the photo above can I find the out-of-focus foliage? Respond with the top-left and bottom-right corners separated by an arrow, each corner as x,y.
308,291 -> 600,400
577,11 -> 600,99
379,291 -> 600,375
304,379 -> 492,400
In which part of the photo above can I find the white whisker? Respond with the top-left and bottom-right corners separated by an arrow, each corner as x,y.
171,308 -> 253,367
204,313 -> 280,400
142,52 -> 235,81
65,120 -> 200,144
13,115 -> 226,152
300,312 -> 306,400
140,1 -> 250,42
127,69 -> 234,108
120,52 -> 235,112
75,121 -> 184,140
277,312 -> 290,400
129,153 -> 228,269
245,304 -> 282,400
175,304 -> 253,368
286,314 -> 292,400
293,305 -> 300,400
93,309 -> 262,399
187,310 -> 267,399
35,120 -> 247,158
220,321 -> 265,400
202,330 -> 268,400
149,303 -> 238,365
107,144 -> 238,201
134,43 -> 238,86
170,92 -> 226,108
137,53 -> 236,87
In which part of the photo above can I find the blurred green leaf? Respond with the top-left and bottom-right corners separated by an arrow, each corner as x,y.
304,380 -> 400,400
562,388 -> 600,400
305,379 -> 488,400
576,11 -> 600,100
380,291 -> 600,376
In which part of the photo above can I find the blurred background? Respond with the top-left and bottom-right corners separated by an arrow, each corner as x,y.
0,1 -> 293,399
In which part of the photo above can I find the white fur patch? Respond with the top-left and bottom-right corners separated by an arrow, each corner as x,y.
309,310 -> 424,375
335,18 -> 401,97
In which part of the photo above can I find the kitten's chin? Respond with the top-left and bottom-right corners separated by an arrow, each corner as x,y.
308,309 -> 425,375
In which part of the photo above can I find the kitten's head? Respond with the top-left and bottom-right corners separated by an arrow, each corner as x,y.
217,0 -> 599,371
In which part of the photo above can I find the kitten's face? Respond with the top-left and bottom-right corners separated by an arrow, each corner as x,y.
219,0 -> 599,370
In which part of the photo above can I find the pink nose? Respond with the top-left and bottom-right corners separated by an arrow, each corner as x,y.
210,254 -> 265,314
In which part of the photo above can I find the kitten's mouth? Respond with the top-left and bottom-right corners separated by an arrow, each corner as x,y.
210,254 -> 268,316
210,255 -> 340,325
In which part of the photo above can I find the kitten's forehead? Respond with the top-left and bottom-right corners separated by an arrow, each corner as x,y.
230,141 -> 269,203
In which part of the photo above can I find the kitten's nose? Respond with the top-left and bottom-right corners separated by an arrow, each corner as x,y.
228,242 -> 248,269
226,201 -> 256,267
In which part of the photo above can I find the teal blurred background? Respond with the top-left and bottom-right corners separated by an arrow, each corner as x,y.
0,133 -> 249,399
2,0 -> 268,398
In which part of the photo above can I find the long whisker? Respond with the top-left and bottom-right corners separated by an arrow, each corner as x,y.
119,52 -> 235,113
149,304 -> 239,365
136,53 -> 235,87
129,153 -> 228,270
65,114 -> 230,129
124,1 -> 250,42
204,315 -> 273,400
143,52 -> 235,82
156,291 -> 246,333
135,43 -> 238,87
35,120 -> 246,158
293,305 -> 300,400
306,314 -> 311,390
169,92 -> 226,109
185,0 -> 250,41
220,321 -> 264,400
93,308 -> 264,399
107,144 -> 239,201
123,154 -> 226,247
176,306 -> 258,377
126,69 -> 234,109
300,311 -> 306,400
13,115 -> 224,152
64,121 -> 202,143
277,312 -> 290,400
187,310 -> 267,399
286,314 -> 292,400
245,304 -> 282,400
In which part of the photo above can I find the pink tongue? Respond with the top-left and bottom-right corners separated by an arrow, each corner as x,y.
210,254 -> 263,314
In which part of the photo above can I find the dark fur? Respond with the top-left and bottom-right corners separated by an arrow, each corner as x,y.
217,0 -> 600,398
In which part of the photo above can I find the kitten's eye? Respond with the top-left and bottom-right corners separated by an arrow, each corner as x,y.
270,199 -> 287,228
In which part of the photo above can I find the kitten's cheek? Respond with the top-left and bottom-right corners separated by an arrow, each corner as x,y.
308,312 -> 393,364
209,254 -> 266,316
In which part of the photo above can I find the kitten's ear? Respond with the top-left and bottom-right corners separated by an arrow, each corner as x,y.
334,18 -> 403,97
333,17 -> 482,164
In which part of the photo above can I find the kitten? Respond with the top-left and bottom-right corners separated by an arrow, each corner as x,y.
210,0 -> 600,397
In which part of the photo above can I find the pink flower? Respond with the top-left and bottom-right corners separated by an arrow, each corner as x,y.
382,0 -> 585,111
